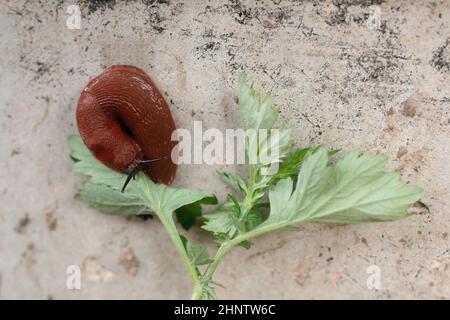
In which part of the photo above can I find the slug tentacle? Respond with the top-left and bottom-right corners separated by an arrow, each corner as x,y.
76,65 -> 177,187
121,157 -> 167,193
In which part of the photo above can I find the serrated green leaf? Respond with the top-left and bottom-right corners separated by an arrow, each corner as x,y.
237,240 -> 253,249
180,235 -> 211,266
253,202 -> 270,209
227,194 -> 241,216
202,203 -> 239,241
271,147 -> 339,181
68,134 -> 92,160
76,181 -> 150,215
245,209 -> 263,230
261,148 -> 423,228
175,195 -> 218,230
271,147 -> 312,180
69,135 -> 215,225
217,171 -> 248,195
201,284 -> 217,300
180,234 -> 189,249
186,241 -> 211,266
132,171 -> 214,221
239,72 -> 278,130
257,127 -> 293,167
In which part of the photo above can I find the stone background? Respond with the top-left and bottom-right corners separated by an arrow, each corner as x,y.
0,0 -> 449,299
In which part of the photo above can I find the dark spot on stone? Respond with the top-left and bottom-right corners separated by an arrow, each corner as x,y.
11,149 -> 21,156
117,247 -> 140,276
15,213 -> 30,234
399,237 -> 409,247
401,98 -> 416,117
324,0 -> 385,26
354,52 -> 399,82
431,39 -> 450,72
35,61 -> 50,80
326,257 -> 334,262
340,95 -> 349,104
223,0 -> 293,27
78,0 -> 116,15
226,0 -> 254,25
205,42 -> 218,51
202,29 -> 215,38
143,0 -> 169,5
196,42 -> 220,58
143,1 -> 170,34
46,211 -> 58,231
361,237 -> 368,246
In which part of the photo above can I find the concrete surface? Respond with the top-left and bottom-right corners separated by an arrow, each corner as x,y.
0,0 -> 449,299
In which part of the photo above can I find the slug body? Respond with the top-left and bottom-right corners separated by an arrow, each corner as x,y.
76,65 -> 177,186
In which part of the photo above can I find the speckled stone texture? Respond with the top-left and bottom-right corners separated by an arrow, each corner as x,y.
0,0 -> 448,299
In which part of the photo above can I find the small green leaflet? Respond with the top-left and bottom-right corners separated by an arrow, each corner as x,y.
175,196 -> 218,230
239,73 -> 278,130
256,127 -> 293,166
69,135 -> 215,229
270,147 -> 339,181
187,243 -> 211,266
217,171 -> 248,195
270,147 -> 312,181
203,73 -> 294,243
180,235 -> 211,266
76,181 -> 149,215
202,203 -> 239,240
261,148 -> 423,228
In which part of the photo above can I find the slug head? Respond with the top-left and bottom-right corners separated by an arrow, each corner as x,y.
121,157 -> 167,193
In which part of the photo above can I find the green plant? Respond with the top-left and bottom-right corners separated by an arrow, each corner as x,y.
69,73 -> 422,299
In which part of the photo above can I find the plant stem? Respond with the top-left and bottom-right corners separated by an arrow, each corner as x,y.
191,287 -> 203,300
238,164 -> 257,224
198,163 -> 281,296
156,209 -> 203,300
201,221 -> 290,288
